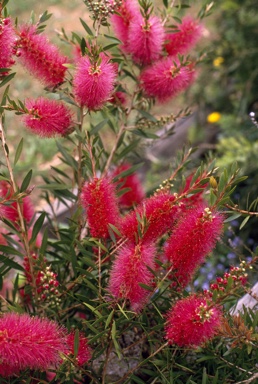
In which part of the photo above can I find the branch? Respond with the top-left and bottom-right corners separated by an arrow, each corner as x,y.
225,204 -> 258,216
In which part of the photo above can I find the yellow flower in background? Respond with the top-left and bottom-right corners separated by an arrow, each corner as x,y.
213,57 -> 224,67
207,112 -> 221,123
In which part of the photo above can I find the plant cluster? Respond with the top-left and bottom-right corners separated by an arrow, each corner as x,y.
0,0 -> 257,383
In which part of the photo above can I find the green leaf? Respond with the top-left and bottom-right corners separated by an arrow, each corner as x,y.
202,367 -> 208,384
29,212 -> 46,245
91,119 -> 109,135
111,321 -> 122,359
0,72 -> 16,88
39,228 -> 48,256
239,216 -> 250,230
14,138 -> 23,166
73,329 -> 80,358
20,169 -> 32,192
131,376 -> 146,384
136,109 -> 158,122
108,223 -> 122,237
138,283 -> 153,292
0,254 -> 24,271
82,277 -> 99,293
116,140 -> 140,160
105,310 -> 114,329
117,303 -> 129,319
39,10 -> 52,23
56,141 -> 78,170
38,183 -> 70,190
103,43 -> 119,51
83,302 -> 102,318
2,0 -> 10,8
80,18 -> 93,36
224,213 -> 241,223
104,34 -> 121,43
209,189 -> 217,206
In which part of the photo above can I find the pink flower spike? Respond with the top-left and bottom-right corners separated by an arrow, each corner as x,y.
120,191 -> 179,243
165,16 -> 203,57
140,57 -> 195,102
17,24 -> 67,87
0,17 -> 16,75
73,53 -> 117,110
23,97 -> 74,138
109,241 -> 156,312
128,15 -> 165,65
110,0 -> 140,53
81,177 -> 120,239
113,163 -> 145,208
164,203 -> 224,288
66,331 -> 91,366
165,295 -> 222,347
0,312 -> 67,377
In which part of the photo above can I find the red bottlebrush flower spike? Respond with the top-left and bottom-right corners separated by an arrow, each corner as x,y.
109,241 -> 156,312
66,332 -> 91,366
0,312 -> 67,377
165,295 -> 222,347
23,97 -> 74,138
127,14 -> 165,65
164,203 -> 224,288
0,181 -> 34,224
110,0 -> 140,53
113,163 -> 145,208
0,17 -> 16,75
140,57 -> 195,102
120,191 -> 179,243
164,16 -> 203,57
81,177 -> 120,239
73,53 -> 117,110
17,24 -> 67,87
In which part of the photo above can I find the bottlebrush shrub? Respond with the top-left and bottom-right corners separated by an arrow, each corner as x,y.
0,0 -> 257,383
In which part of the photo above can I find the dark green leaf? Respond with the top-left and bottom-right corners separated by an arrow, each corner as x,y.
91,119 -> 109,134
0,253 -> 24,271
73,329 -> 79,358
37,183 -> 70,190
239,216 -> 250,230
29,212 -> 46,245
80,18 -> 93,36
39,10 -> 52,23
136,109 -> 158,122
103,43 -> 119,51
20,169 -> 32,192
0,72 -> 16,88
14,138 -> 23,166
